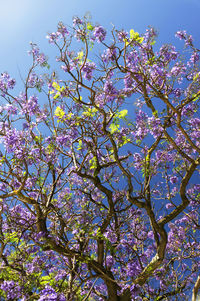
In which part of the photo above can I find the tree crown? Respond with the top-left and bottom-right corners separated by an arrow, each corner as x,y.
0,16 -> 199,300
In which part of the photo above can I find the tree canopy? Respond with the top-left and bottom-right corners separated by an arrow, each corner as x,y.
0,16 -> 199,300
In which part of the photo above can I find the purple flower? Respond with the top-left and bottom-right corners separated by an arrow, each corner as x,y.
173,88 -> 182,98
104,229 -> 117,243
0,72 -> 16,93
134,110 -> 149,140
55,270 -> 67,281
189,52 -> 200,65
143,27 -> 157,44
175,30 -> 193,46
159,44 -> 178,62
124,73 -> 134,95
147,231 -> 154,239
106,255 -> 115,267
57,23 -> 69,37
56,135 -> 69,146
93,26 -> 106,42
133,153 -> 143,169
169,176 -> 178,184
148,116 -> 163,138
46,32 -> 60,43
102,47 -> 117,63
5,104 -> 17,115
103,80 -> 119,101
28,44 -> 47,66
117,30 -> 128,42
23,95 -> 40,115
82,62 -> 96,80
171,63 -> 186,77
166,203 -> 175,209
126,261 -> 141,278
39,285 -> 58,300
10,204 -> 35,227
189,118 -> 200,128
73,16 -> 83,27
185,34 -> 193,46
1,280 -> 22,299
4,128 -> 24,153
175,30 -> 187,40
193,184 -> 200,192
28,72 -> 38,86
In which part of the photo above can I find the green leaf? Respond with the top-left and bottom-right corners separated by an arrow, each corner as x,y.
77,140 -> 82,150
82,107 -> 98,117
192,92 -> 200,102
87,23 -> 94,31
54,106 -> 65,119
52,81 -> 61,91
53,92 -> 61,99
130,29 -> 144,43
89,157 -> 97,169
193,73 -> 199,82
117,109 -> 128,119
109,123 -> 120,134
77,51 -> 84,60
119,136 -> 131,147
5,232 -> 19,244
150,40 -> 156,45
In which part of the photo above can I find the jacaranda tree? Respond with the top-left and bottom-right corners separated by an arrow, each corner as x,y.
0,15 -> 199,300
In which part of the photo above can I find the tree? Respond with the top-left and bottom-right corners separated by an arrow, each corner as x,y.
0,15 -> 199,300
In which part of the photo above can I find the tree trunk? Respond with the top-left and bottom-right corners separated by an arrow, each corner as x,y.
192,275 -> 200,301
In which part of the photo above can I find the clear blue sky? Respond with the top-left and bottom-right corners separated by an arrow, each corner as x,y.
1,0 -> 199,79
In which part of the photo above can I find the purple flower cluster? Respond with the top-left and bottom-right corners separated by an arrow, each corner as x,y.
124,74 -> 135,96
134,110 -> 148,140
189,117 -> 200,140
103,80 -> 119,101
106,255 -> 115,268
56,134 -> 69,146
117,30 -> 128,42
159,44 -> 178,62
148,116 -> 163,138
4,104 -> 17,115
126,260 -> 141,278
133,153 -> 143,170
0,72 -> 15,94
28,44 -> 47,66
4,128 -> 24,153
149,64 -> 168,86
10,204 -> 35,227
175,30 -> 193,46
188,52 -> 200,65
171,63 -> 186,78
73,16 -> 83,27
57,23 -> 69,37
125,50 -> 139,72
175,30 -> 187,40
38,285 -> 66,301
47,24 -> 69,44
93,26 -> 106,42
143,27 -> 157,45
54,270 -> 67,281
173,88 -> 182,98
104,228 -> 117,243
1,280 -> 22,299
169,176 -> 178,184
82,62 -> 96,80
155,150 -> 176,163
102,47 -> 117,63
22,95 -> 40,116
46,32 -> 60,44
